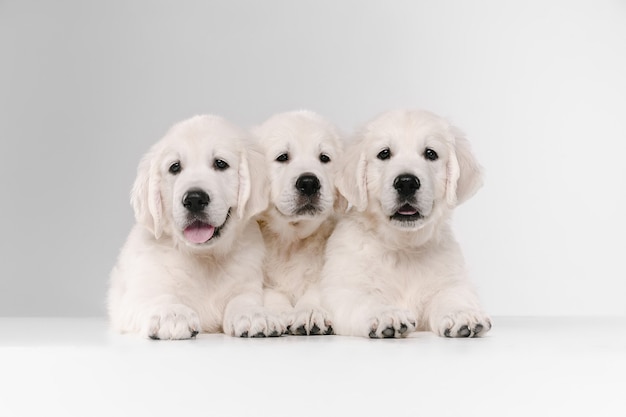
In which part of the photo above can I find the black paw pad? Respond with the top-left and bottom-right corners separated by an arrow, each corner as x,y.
240,331 -> 249,338
382,327 -> 395,338
251,332 -> 266,338
444,328 -> 451,337
369,329 -> 378,338
269,330 -> 280,337
310,324 -> 321,335
324,326 -> 334,335
473,324 -> 483,335
399,324 -> 408,334
458,325 -> 471,337
295,325 -> 307,336
149,334 -> 160,340
190,330 -> 199,338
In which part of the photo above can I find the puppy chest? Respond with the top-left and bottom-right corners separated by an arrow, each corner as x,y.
365,250 -> 442,298
264,248 -> 324,298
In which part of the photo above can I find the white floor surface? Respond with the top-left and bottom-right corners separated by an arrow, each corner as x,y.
0,317 -> 624,417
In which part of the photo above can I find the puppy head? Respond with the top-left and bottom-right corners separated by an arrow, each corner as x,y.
131,115 -> 268,250
337,109 -> 483,231
253,110 -> 344,223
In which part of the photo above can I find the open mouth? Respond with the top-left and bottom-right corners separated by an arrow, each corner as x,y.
390,204 -> 422,222
182,211 -> 230,244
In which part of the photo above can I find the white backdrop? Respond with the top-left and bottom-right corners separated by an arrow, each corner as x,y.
1,0 -> 624,317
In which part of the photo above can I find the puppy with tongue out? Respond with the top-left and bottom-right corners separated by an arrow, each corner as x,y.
184,219 -> 215,244
180,190 -> 218,244
108,115 -> 283,340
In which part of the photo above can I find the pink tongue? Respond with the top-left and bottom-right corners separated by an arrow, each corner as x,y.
183,223 -> 215,244
398,206 -> 418,215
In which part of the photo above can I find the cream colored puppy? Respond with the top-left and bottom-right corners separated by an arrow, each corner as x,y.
254,111 -> 344,335
320,109 -> 491,338
108,115 -> 284,339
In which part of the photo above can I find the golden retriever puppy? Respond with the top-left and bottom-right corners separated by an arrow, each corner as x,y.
254,111 -> 344,335
108,115 -> 284,339
320,109 -> 492,338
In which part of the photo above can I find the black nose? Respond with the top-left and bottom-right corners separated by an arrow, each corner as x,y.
295,174 -> 321,196
183,190 -> 210,212
393,174 -> 420,197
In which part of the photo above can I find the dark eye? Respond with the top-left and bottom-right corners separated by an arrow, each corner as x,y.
377,148 -> 391,160
319,153 -> 331,163
276,153 -> 289,163
169,161 -> 181,174
214,159 -> 229,170
424,148 -> 439,161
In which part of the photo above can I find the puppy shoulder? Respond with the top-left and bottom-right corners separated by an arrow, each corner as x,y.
115,225 -> 167,264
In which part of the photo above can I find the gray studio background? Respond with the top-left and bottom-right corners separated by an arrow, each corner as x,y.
1,0 -> 625,317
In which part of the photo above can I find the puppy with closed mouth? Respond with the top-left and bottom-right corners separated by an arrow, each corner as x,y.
108,115 -> 284,339
320,109 -> 492,338
254,110 -> 344,335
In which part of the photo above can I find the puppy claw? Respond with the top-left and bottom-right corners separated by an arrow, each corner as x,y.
369,309 -> 417,339
226,309 -> 286,338
436,311 -> 492,338
382,327 -> 395,338
458,325 -> 471,337
288,308 -> 333,336
144,304 -> 201,340
310,324 -> 321,335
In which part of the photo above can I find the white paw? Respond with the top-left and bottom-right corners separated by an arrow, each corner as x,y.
288,308 -> 334,336
368,308 -> 417,339
144,304 -> 201,340
433,310 -> 492,338
225,309 -> 285,338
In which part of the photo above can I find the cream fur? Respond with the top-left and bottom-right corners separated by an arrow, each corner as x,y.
320,109 -> 491,338
107,115 -> 283,339
253,110 -> 344,335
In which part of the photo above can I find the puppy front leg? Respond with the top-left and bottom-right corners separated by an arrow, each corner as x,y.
136,295 -> 201,340
323,289 -> 417,338
224,292 -> 285,338
426,283 -> 492,338
263,288 -> 293,334
290,286 -> 334,336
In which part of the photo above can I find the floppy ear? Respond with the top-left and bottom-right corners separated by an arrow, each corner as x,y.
446,130 -> 484,206
237,144 -> 269,220
130,150 -> 163,238
333,188 -> 349,213
335,141 -> 368,212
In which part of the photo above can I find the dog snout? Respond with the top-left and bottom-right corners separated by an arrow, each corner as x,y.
393,174 -> 420,197
295,173 -> 321,196
182,189 -> 210,212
